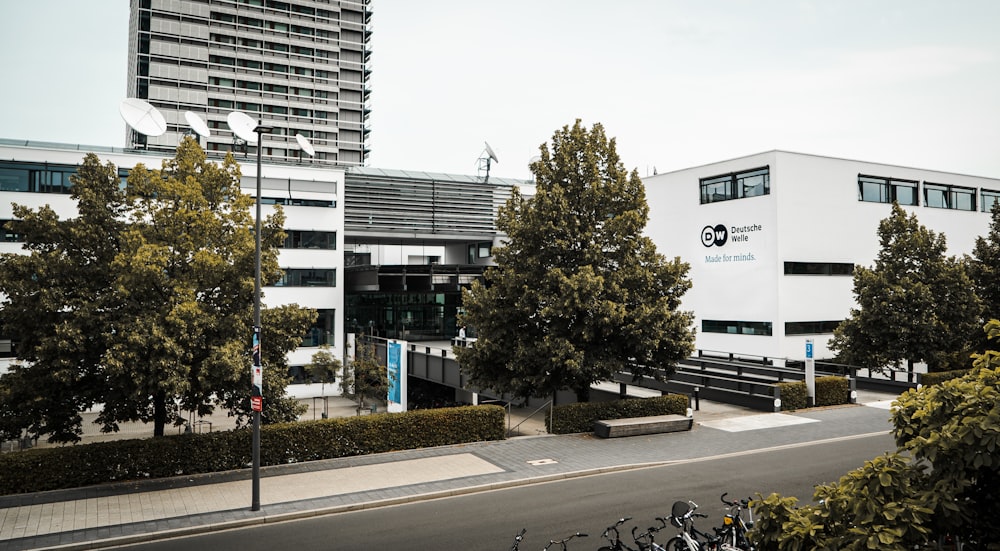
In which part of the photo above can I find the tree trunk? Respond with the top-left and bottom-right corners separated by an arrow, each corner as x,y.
153,391 -> 167,437
907,358 -> 915,384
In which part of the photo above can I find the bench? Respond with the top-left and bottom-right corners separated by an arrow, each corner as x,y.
593,414 -> 693,438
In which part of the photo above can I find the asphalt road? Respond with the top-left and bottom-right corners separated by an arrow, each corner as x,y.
119,431 -> 896,550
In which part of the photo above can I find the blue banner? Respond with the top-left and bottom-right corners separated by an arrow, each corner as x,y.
387,342 -> 401,404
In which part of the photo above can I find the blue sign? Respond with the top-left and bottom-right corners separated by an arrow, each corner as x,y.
805,340 -> 814,359
387,342 -> 401,404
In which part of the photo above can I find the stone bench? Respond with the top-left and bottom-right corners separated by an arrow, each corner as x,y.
593,414 -> 693,438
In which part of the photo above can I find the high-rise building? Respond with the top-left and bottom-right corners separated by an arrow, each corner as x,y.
126,0 -> 372,165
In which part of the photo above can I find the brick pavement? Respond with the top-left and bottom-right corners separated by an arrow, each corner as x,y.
0,391 -> 900,551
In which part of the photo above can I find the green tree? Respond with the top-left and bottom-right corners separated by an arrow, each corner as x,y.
830,202 -> 980,375
455,120 -> 695,402
303,343 -> 342,395
0,138 -> 311,442
752,320 -> 1000,549
343,336 -> 391,414
967,202 -> 1000,354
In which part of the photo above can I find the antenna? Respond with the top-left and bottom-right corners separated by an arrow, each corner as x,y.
478,141 -> 499,183
226,111 -> 259,144
120,98 -> 167,148
184,111 -> 211,138
295,133 -> 316,158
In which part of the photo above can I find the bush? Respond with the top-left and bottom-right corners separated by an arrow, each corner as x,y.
777,381 -> 807,410
0,405 -> 505,495
547,394 -> 689,434
919,369 -> 971,386
815,376 -> 849,407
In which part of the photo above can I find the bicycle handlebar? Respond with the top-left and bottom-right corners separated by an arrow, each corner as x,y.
721,492 -> 752,508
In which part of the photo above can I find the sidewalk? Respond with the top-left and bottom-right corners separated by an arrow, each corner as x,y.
0,391 -> 901,551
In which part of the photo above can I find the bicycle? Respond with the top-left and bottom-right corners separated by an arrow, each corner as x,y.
543,531 -> 588,550
713,493 -> 754,550
661,500 -> 724,551
598,517 -> 641,551
508,528 -> 527,551
631,521 -> 669,551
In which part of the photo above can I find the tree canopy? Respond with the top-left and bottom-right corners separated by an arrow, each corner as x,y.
967,201 -> 1000,354
455,120 -> 695,401
0,137 -> 312,442
830,202 -> 981,373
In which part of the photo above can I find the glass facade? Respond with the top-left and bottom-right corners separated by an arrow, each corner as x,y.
346,291 -> 464,342
699,167 -> 770,204
702,320 -> 773,336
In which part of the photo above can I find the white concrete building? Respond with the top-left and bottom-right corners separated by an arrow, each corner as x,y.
643,150 -> 1000,363
0,139 -> 344,381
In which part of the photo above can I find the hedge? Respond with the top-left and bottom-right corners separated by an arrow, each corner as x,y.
546,394 -> 689,434
777,381 -> 807,410
920,369 -> 971,386
778,376 -> 850,410
0,405 -> 505,496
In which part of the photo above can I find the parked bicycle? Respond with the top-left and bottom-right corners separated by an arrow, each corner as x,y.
713,493 -> 754,551
543,531 -> 588,550
598,517 -> 640,551
631,520 -> 669,551
662,500 -> 723,551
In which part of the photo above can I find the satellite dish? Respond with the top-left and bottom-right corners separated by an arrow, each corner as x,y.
119,98 -> 167,137
295,133 -> 316,157
484,141 -> 499,163
226,111 -> 259,143
184,111 -> 211,138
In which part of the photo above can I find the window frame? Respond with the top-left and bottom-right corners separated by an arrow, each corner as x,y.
699,166 -> 770,205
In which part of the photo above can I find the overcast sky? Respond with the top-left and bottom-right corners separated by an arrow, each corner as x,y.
1,1 -> 999,180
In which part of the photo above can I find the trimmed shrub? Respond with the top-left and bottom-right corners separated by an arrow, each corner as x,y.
0,405 -> 504,496
777,381 -> 807,410
815,376 -> 849,407
547,394 -> 688,434
920,369 -> 971,386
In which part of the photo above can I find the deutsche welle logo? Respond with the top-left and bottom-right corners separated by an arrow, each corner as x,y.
701,224 -> 728,247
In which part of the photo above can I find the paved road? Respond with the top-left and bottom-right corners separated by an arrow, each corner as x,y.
116,431 -> 896,550
0,395 -> 899,551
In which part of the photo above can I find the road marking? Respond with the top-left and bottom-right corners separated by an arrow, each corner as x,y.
526,458 -> 558,466
864,399 -> 896,410
700,413 -> 820,432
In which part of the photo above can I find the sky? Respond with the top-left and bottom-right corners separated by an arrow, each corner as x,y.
1,1 -> 999,181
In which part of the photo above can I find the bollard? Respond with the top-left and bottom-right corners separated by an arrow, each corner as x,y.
693,387 -> 701,411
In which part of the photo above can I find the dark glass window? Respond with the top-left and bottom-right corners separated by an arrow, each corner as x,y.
784,262 -> 854,276
282,230 -> 337,250
0,167 -> 30,192
924,182 -> 976,211
277,269 -> 336,287
699,167 -> 769,204
702,320 -> 773,336
858,175 -> 918,205
785,321 -> 842,335
983,189 -> 1000,212
302,309 -> 335,347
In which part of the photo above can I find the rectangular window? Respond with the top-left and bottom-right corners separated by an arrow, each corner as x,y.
858,175 -> 918,205
302,309 -> 335,347
983,189 -> 1000,212
924,182 -> 976,211
783,262 -> 854,276
699,167 -> 769,204
702,320 -> 773,336
282,230 -> 337,250
0,167 -> 30,192
277,269 -> 336,287
785,321 -> 842,335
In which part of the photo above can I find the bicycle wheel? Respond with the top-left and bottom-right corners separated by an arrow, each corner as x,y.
664,537 -> 693,551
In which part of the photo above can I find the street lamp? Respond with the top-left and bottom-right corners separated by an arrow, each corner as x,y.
226,111 -> 271,512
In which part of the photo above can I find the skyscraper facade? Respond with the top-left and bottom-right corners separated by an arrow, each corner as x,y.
126,0 -> 371,165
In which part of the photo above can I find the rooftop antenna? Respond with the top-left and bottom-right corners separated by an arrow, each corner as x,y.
119,97 -> 167,149
294,133 -> 316,159
478,141 -> 499,183
184,111 -> 212,142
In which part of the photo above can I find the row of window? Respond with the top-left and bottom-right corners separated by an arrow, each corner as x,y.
702,320 -> 842,336
207,98 -> 331,119
699,167 -> 770,205
859,174 -> 999,212
210,33 -> 336,60
276,268 -> 337,287
209,12 -> 336,38
783,262 -> 854,276
208,77 -> 332,99
206,54 -> 334,79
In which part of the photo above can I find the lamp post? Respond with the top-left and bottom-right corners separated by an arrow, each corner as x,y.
250,122 -> 272,512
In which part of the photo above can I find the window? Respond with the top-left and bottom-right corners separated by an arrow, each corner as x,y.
785,321 -> 842,335
924,182 -> 976,211
702,320 -> 773,336
282,230 -> 337,250
277,269 -> 336,287
302,309 -> 335,347
858,175 -> 918,205
783,262 -> 854,276
346,252 -> 371,267
699,167 -> 769,204
209,55 -> 235,66
983,189 -> 1000,212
